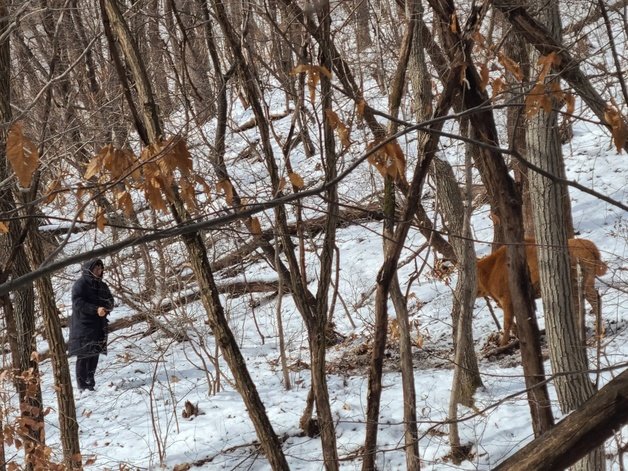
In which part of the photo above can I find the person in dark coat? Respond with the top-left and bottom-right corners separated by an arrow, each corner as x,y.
68,259 -> 114,392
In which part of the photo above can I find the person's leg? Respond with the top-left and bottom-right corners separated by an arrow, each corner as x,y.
86,355 -> 100,390
76,356 -> 90,390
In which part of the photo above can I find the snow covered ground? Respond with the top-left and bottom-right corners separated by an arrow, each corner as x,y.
7,114 -> 621,470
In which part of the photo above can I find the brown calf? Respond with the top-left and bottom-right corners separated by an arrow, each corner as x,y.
476,238 -> 607,346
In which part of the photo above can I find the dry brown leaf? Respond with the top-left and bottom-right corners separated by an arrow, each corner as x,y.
278,177 -> 287,193
194,175 -> 212,200
367,139 -> 407,183
103,146 -> 138,180
43,179 -> 62,204
216,179 -> 234,205
525,83 -> 546,116
491,77 -> 505,99
180,178 -> 198,210
85,147 -> 107,180
144,183 -> 168,213
479,63 -> 490,92
115,189 -> 135,217
84,157 -> 102,180
96,211 -> 107,232
159,137 -> 193,176
249,216 -> 262,236
288,172 -> 305,189
357,100 -> 367,118
384,140 -> 406,179
325,109 -> 351,148
7,122 -> 39,188
604,106 -> 628,153
290,64 -> 332,103
76,186 -> 88,201
449,13 -> 458,33
498,52 -> 523,82
534,52 -> 561,86
564,93 -> 575,115
0,221 -> 8,233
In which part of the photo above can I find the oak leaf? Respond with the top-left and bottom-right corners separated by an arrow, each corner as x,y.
216,179 -> 234,205
194,175 -> 212,200
180,178 -> 198,210
357,100 -> 367,118
96,211 -> 107,232
43,179 -> 62,204
288,172 -> 305,189
366,139 -> 406,182
115,189 -> 135,217
144,183 -> 168,213
7,122 -> 39,188
498,52 -> 523,82
291,64 -> 332,103
325,109 -> 351,148
604,106 -> 628,153
491,77 -> 505,99
249,216 -> 262,236
479,63 -> 490,92
84,153 -> 103,180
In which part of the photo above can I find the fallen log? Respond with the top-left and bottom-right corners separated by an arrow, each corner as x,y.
493,368 -> 628,470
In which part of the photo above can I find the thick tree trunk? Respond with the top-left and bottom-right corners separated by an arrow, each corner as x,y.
426,0 -> 554,437
0,3 -> 45,468
526,2 -> 602,469
502,24 -> 534,237
26,230 -> 82,469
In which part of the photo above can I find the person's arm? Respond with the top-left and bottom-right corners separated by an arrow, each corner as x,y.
103,283 -> 114,312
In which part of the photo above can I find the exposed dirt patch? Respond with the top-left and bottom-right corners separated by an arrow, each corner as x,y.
326,334 -> 454,376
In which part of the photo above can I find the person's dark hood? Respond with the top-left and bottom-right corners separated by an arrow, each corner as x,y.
82,259 -> 104,277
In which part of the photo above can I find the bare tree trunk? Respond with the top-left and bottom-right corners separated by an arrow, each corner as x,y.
211,1 -> 343,466
26,228 -> 82,469
502,22 -> 534,237
426,0 -> 554,437
385,4 -> 421,468
309,5 -> 341,468
433,148 -> 483,462
0,3 -> 45,468
362,75 -> 459,471
526,1 -> 603,469
99,1 -> 289,468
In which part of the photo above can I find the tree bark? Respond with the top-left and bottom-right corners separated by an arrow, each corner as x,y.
26,227 -> 82,469
363,75 -> 458,471
426,0 -> 554,437
0,3 -> 45,468
385,4 -> 422,468
526,2 -> 602,468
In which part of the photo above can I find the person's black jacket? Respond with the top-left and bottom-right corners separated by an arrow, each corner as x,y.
68,259 -> 114,357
